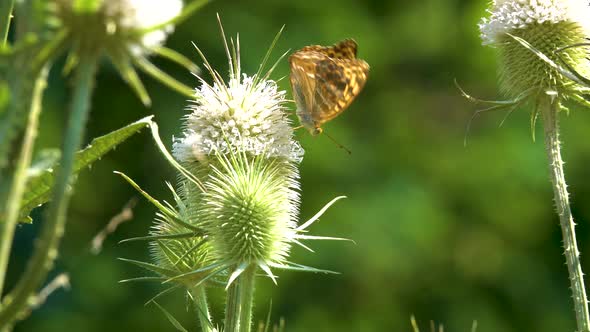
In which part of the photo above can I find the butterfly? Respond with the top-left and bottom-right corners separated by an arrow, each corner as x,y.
289,39 -> 369,136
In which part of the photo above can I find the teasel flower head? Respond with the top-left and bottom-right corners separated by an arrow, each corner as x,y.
47,0 -> 208,105
166,24 -> 345,287
478,0 -> 590,102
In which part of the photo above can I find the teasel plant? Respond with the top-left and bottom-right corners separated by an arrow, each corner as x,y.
118,18 -> 349,332
0,0 -> 209,328
461,1 -> 590,331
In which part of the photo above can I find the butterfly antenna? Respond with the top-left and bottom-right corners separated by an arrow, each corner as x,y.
324,131 -> 352,154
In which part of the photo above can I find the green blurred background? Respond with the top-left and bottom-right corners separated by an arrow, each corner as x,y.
9,0 -> 590,331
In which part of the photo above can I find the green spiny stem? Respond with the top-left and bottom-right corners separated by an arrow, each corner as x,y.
225,265 -> 257,332
0,29 -> 66,174
238,266 -> 256,332
0,57 -> 97,327
0,0 -> 14,46
0,65 -> 49,297
225,274 -> 241,332
191,285 -> 214,332
541,95 -> 590,332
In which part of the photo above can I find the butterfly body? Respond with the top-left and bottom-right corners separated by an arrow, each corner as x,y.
289,39 -> 369,135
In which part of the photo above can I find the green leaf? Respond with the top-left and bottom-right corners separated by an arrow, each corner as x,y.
14,116 -> 153,222
27,149 -> 61,178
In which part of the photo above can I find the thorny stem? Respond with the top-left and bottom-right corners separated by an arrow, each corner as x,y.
541,95 -> 590,332
224,265 -> 256,332
0,65 -> 49,297
191,285 -> 214,332
0,57 -> 97,327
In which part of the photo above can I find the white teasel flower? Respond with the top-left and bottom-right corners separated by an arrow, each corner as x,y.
479,0 -> 590,45
160,27 -> 345,288
173,71 -> 304,163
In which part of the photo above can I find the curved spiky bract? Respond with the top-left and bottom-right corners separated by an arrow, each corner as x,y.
149,212 -> 211,284
197,152 -> 300,266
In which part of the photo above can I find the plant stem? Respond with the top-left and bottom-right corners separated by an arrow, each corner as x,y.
541,95 -> 590,332
0,0 -> 14,46
0,57 -> 97,327
224,265 -> 257,332
0,65 -> 49,297
238,266 -> 256,332
191,286 -> 214,332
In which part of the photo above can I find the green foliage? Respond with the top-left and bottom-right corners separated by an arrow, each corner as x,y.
0,48 -> 40,171
7,1 -> 590,332
11,116 -> 152,223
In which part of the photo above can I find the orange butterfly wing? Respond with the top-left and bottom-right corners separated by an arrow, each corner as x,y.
289,39 -> 369,134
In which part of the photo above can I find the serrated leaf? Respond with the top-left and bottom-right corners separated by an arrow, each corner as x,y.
27,149 -> 61,177
14,116 -> 153,222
